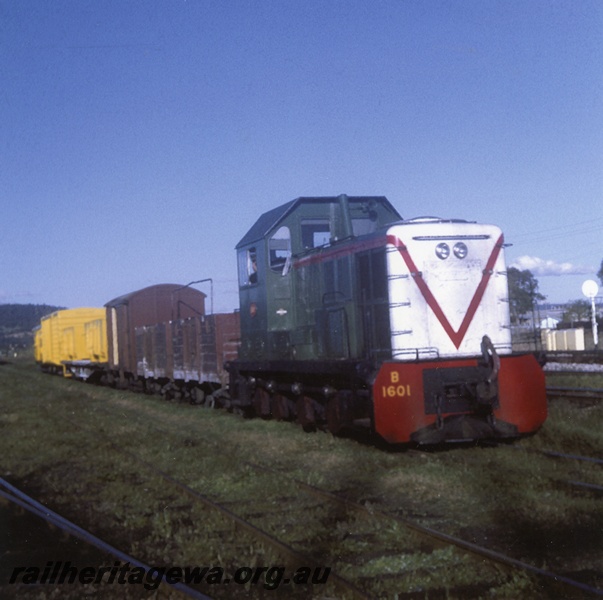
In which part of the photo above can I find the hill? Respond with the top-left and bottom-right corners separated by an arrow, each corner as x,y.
0,303 -> 64,353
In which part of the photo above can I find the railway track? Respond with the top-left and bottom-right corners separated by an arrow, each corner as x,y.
547,385 -> 603,398
545,351 -> 603,365
54,411 -> 371,599
499,444 -> 603,497
111,444 -> 371,599
245,461 -> 603,597
52,403 -> 603,599
546,386 -> 603,405
3,363 -> 602,598
0,480 -> 208,600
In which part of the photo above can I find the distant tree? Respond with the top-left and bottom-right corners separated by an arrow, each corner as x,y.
562,299 -> 591,324
0,303 -> 64,354
507,267 -> 546,324
598,258 -> 603,286
0,304 -> 63,332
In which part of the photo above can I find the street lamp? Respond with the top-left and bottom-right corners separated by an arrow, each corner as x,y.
582,279 -> 599,350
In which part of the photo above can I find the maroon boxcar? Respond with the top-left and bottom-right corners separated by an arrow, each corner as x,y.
105,283 -> 239,396
106,284 -> 206,382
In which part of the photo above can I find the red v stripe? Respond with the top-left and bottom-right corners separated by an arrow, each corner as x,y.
386,234 -> 504,349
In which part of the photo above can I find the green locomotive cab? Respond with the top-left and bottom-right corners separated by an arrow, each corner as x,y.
236,194 -> 402,364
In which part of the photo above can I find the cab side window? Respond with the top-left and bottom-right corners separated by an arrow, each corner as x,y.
238,247 -> 258,286
301,219 -> 330,249
269,226 -> 291,274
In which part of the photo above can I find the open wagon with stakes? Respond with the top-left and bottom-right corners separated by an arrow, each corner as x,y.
104,283 -> 239,403
227,194 -> 547,444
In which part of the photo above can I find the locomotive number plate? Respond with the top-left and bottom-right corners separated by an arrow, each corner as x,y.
381,370 -> 411,398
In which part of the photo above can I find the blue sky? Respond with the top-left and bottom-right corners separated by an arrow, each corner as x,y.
1,0 -> 602,312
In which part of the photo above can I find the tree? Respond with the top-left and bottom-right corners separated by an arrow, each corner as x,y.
507,267 -> 546,324
598,258 -> 603,286
562,299 -> 591,324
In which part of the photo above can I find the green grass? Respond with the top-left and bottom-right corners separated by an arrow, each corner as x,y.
1,358 -> 602,598
545,370 -> 603,388
540,371 -> 603,456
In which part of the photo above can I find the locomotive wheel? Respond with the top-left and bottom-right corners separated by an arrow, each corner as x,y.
271,393 -> 290,421
253,388 -> 271,418
326,393 -> 348,435
296,396 -> 316,431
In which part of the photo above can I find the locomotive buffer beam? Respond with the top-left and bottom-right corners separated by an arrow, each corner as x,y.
414,336 -> 519,443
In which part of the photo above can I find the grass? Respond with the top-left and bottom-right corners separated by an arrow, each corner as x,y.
1,358 -> 602,598
545,371 -> 603,388
537,371 -> 603,456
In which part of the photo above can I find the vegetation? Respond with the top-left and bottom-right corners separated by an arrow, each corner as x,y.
0,303 -> 63,354
0,303 -> 63,331
561,299 -> 593,325
1,359 -> 602,598
507,268 -> 545,325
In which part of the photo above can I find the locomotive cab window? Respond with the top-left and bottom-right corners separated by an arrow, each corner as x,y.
269,226 -> 291,274
238,247 -> 258,286
301,219 -> 330,249
351,216 -> 378,237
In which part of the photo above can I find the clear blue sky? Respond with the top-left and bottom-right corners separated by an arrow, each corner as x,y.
2,0 -> 602,312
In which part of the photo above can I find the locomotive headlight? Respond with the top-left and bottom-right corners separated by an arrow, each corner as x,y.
453,242 -> 468,259
435,243 -> 450,260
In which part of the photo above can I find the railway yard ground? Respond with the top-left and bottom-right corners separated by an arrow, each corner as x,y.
1,356 -> 602,599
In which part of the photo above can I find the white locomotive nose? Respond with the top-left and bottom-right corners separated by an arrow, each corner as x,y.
386,221 -> 511,359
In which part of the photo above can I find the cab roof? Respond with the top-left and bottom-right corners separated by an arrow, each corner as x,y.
236,195 -> 400,249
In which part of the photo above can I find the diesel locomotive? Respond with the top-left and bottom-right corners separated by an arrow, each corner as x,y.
229,194 -> 546,443
34,194 -> 547,445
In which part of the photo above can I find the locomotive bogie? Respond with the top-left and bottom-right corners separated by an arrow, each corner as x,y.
226,358 -> 372,433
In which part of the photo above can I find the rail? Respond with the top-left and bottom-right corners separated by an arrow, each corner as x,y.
0,478 -> 211,600
245,461 -> 603,598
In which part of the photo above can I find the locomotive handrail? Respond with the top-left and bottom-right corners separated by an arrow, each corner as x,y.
403,216 -> 473,224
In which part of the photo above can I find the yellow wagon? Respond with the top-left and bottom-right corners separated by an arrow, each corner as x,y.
37,308 -> 107,378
